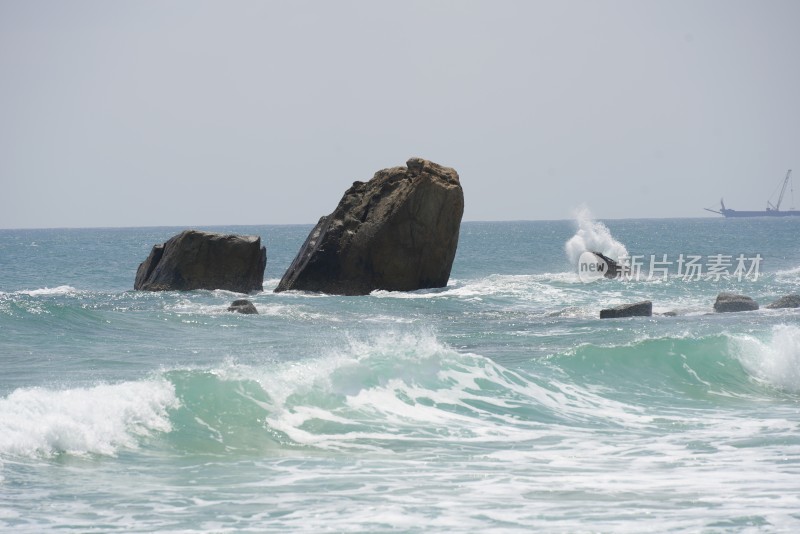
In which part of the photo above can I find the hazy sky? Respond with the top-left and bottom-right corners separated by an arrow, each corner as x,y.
2,0 -> 799,228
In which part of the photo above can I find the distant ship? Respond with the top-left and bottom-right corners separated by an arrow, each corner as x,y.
705,169 -> 799,217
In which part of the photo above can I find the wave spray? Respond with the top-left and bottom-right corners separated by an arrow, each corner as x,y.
564,205 -> 629,267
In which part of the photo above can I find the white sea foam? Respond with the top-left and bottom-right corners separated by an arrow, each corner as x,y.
166,299 -> 227,315
730,324 -> 800,392
775,265 -> 800,277
262,278 -> 282,291
372,274 -> 587,311
163,298 -> 333,322
232,332 -> 654,451
564,205 -> 629,267
19,285 -> 79,297
0,379 -> 178,458
256,303 -> 334,321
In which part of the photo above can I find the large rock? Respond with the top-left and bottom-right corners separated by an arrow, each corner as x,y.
765,294 -> 800,309
134,230 -> 266,293
275,157 -> 464,295
713,292 -> 758,313
600,300 -> 652,319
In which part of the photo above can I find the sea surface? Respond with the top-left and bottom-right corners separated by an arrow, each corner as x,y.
1,217 -> 799,532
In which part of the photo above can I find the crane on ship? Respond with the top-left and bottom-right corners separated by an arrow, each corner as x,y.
767,169 -> 793,212
704,168 -> 797,217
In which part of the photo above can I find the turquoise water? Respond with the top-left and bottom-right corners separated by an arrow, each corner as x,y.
1,218 -> 799,532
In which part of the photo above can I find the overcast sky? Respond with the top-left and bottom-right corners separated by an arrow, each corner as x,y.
1,0 -> 799,228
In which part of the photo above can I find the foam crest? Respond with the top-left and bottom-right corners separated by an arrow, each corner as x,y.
19,285 -> 80,296
255,333 -> 472,449
731,324 -> 800,393
247,332 -> 649,451
775,265 -> 800,277
372,274 -> 586,307
564,205 -> 628,266
0,380 -> 178,458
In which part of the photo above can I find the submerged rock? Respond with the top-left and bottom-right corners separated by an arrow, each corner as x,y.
765,294 -> 800,309
713,292 -> 758,313
227,299 -> 258,314
134,230 -> 266,293
600,300 -> 652,319
275,157 -> 464,295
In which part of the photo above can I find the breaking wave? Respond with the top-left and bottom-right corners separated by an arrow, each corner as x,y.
729,324 -> 800,393
564,205 -> 629,267
3,328 -> 798,461
0,380 -> 177,458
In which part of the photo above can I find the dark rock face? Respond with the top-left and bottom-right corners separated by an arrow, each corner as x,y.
134,230 -> 266,293
765,294 -> 800,309
713,292 -> 759,313
227,299 -> 258,314
600,300 -> 653,319
591,252 -> 620,279
275,157 -> 464,295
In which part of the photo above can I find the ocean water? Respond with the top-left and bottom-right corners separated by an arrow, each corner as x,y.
1,217 -> 799,532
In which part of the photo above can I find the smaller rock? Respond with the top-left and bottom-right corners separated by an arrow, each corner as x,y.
660,311 -> 678,317
134,230 -> 266,293
600,300 -> 652,319
591,252 -> 620,279
765,294 -> 800,309
713,293 -> 758,313
227,299 -> 258,314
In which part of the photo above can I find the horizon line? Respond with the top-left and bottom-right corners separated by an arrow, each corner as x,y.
0,215 -> 732,232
